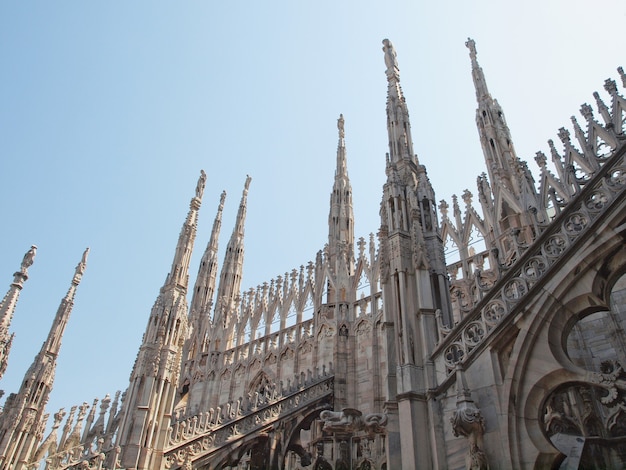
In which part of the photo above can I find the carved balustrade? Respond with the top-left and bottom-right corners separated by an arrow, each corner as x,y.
208,318 -> 315,375
434,141 -> 626,378
164,374 -> 334,468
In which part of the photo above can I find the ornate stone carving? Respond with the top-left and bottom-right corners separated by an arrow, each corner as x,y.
590,360 -> 626,406
320,408 -> 388,435
450,366 -> 489,470
164,375 -> 334,466
195,169 -> 207,199
435,143 -> 626,375
542,365 -> 626,467
382,39 -> 399,77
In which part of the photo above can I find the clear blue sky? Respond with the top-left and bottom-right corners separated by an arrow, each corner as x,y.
1,1 -> 624,422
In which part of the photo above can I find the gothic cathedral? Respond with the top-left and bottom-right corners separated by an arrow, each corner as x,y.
1,39 -> 626,469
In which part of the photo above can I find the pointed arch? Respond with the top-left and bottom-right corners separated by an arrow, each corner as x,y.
247,369 -> 275,396
297,338 -> 313,356
279,344 -> 295,361
355,318 -> 372,338
248,357 -> 262,376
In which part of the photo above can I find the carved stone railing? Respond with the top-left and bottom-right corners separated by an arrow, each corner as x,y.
222,318 -> 314,366
433,140 -> 626,379
163,375 -> 334,468
207,232 -> 380,354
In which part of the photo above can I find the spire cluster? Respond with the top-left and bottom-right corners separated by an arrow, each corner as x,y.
0,248 -> 89,469
1,37 -> 625,470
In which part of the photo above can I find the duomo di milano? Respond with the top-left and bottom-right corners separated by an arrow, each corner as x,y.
0,37 -> 625,470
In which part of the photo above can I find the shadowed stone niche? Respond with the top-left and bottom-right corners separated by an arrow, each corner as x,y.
542,363 -> 626,468
317,408 -> 388,469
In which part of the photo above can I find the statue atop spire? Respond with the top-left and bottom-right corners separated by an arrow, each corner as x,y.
335,113 -> 348,176
338,114 -> 345,139
118,174 -> 204,468
165,170 -> 206,290
466,37 -> 490,102
196,169 -> 207,199
465,37 -> 539,262
0,245 -> 38,381
72,248 -> 89,286
328,114 -> 354,284
382,38 -> 416,163
383,39 -> 399,81
383,39 -> 400,81
465,37 -> 477,61
20,245 -> 37,273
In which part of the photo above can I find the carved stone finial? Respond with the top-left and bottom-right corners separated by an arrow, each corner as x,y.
548,139 -> 561,162
439,199 -> 449,218
618,66 -> 625,88
462,189 -> 473,207
604,78 -> 618,94
53,408 -> 66,428
579,103 -> 593,121
557,127 -> 571,145
535,151 -> 547,168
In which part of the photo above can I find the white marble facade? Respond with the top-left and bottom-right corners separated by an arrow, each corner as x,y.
1,39 -> 626,470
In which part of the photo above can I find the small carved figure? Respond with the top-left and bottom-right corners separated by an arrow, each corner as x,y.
465,38 -> 477,60
196,169 -> 207,199
335,440 -> 350,470
21,245 -> 37,272
313,441 -> 333,470
72,248 -> 89,284
382,39 -> 398,72
320,408 -> 361,433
